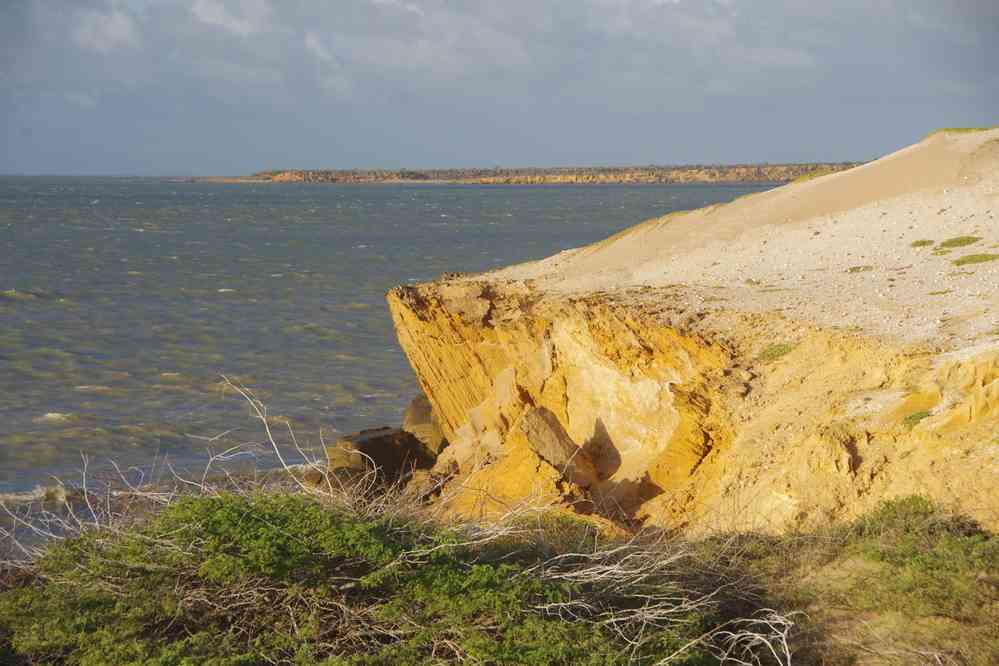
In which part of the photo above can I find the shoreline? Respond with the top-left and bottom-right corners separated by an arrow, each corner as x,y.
192,161 -> 860,185
189,177 -> 790,186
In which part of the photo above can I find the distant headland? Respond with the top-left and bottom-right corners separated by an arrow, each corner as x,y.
195,162 -> 861,185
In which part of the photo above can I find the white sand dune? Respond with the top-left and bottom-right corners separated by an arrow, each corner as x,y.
497,128 -> 999,348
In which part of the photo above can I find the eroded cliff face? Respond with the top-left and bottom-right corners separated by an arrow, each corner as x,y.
388,280 -> 999,533
389,283 -> 734,521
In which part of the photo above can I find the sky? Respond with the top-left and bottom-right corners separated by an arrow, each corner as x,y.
1,0 -> 997,175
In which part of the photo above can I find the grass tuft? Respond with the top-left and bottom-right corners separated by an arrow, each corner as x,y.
937,236 -> 982,249
757,342 -> 796,363
792,167 -> 840,184
909,239 -> 934,248
953,253 -> 999,266
902,410 -> 932,428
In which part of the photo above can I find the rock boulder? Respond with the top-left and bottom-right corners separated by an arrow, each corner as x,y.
326,427 -> 435,479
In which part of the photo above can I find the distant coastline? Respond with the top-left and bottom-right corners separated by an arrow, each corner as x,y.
194,162 -> 861,185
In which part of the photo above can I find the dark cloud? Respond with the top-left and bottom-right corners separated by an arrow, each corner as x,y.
2,0 -> 996,174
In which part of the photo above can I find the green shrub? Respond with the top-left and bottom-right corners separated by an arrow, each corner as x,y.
5,489 -> 993,664
723,496 -> 999,663
0,493 -> 724,665
846,497 -> 999,621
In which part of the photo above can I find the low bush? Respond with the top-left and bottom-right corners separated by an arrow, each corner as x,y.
0,492 -> 771,665
2,489 -> 995,665
844,496 -> 999,621
725,496 -> 999,664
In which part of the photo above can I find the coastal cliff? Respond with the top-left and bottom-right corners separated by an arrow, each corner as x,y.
388,129 -> 999,533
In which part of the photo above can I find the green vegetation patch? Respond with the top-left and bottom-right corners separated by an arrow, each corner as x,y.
846,265 -> 874,273
902,410 -> 932,429
0,493 -> 735,665
792,167 -> 838,184
846,497 -> 999,622
725,496 -> 999,663
938,236 -> 982,249
2,488 -> 996,665
909,239 -> 934,248
953,253 -> 999,266
927,290 -> 951,296
758,342 -> 797,363
0,289 -> 37,302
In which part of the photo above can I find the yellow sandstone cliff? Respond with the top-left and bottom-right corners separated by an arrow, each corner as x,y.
388,129 -> 999,533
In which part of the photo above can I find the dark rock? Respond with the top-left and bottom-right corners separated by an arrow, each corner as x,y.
326,427 -> 436,479
519,408 -> 599,489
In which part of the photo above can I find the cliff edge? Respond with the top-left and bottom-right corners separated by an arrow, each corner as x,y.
388,129 -> 999,533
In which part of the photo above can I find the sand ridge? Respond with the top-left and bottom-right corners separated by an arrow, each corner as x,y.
493,129 -> 999,350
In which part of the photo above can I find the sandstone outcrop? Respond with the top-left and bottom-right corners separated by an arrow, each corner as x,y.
387,129 -> 999,533
402,395 -> 448,455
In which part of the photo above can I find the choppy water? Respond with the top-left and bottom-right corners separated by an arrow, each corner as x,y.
0,178 -> 774,492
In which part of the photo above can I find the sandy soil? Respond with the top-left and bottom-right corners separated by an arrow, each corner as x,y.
494,129 -> 999,351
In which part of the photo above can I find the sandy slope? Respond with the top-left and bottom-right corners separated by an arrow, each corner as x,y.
496,129 -> 999,349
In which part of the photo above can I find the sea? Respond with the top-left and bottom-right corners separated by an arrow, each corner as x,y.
0,178 -> 775,494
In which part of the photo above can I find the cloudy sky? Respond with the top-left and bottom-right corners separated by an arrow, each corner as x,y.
2,0 -> 996,175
